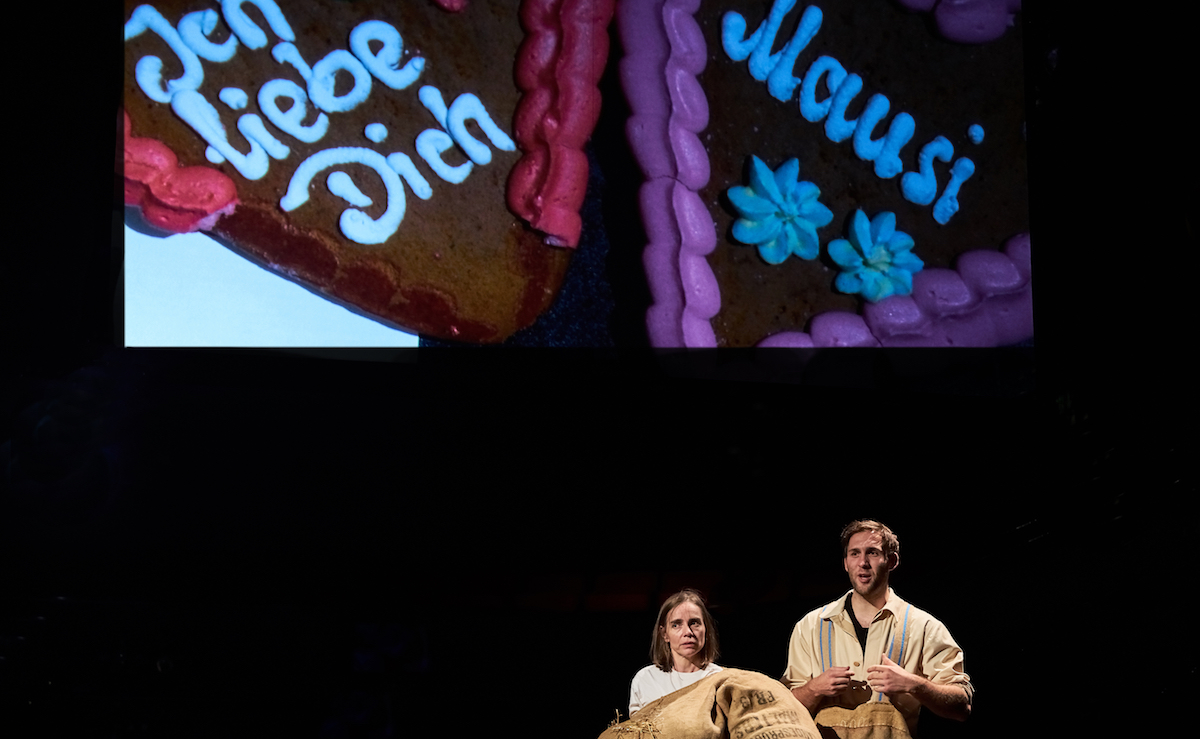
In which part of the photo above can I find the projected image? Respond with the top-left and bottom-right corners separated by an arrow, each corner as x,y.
619,0 -> 1033,347
122,0 -> 1034,350
121,0 -> 609,347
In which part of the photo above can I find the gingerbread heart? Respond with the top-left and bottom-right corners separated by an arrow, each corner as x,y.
123,0 -> 614,343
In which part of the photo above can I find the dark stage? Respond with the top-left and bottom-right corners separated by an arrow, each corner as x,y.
3,1 -> 1189,737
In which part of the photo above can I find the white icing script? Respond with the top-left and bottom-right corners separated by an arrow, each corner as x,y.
179,9 -> 238,62
125,1 -> 516,245
219,87 -> 248,109
722,0 -> 975,224
221,0 -> 294,50
365,123 -> 388,143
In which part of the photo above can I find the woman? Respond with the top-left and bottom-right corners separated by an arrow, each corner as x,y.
628,589 -> 723,716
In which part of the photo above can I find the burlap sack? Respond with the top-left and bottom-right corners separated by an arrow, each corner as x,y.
810,703 -> 912,739
599,668 -> 820,739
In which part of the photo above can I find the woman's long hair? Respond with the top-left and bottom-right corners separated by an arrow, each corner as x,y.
650,588 -> 720,671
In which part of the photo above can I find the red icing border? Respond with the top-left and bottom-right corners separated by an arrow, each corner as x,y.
508,0 -> 616,247
122,111 -> 238,233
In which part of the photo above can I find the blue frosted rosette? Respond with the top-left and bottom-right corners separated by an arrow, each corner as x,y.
727,156 -> 833,264
828,210 -> 923,303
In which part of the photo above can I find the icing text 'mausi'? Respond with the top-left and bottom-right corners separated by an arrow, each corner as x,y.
125,0 -> 515,245
722,0 -> 975,225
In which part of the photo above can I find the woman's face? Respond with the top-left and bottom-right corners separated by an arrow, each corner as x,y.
661,601 -> 706,667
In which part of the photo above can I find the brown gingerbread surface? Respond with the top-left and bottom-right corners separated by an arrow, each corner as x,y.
124,0 -> 579,343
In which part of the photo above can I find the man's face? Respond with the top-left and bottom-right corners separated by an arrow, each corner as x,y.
843,531 -> 894,600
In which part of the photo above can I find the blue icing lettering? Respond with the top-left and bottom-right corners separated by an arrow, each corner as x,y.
721,0 -> 797,79
852,98 -> 913,179
419,86 -> 450,129
386,153 -> 432,201
126,3 -> 518,240
420,87 -> 515,167
221,0 -> 293,50
280,148 -> 406,245
798,56 -> 845,123
901,136 -> 953,206
447,94 -> 516,165
178,9 -> 238,62
350,20 -> 425,91
125,5 -> 204,103
258,79 -> 329,144
309,49 -> 372,113
717,1 -> 978,223
932,157 -> 974,224
765,5 -> 823,103
327,171 -> 372,208
219,87 -> 248,110
722,2 -> 826,104
851,94 -> 890,161
236,113 -> 289,160
272,42 -> 313,82
172,89 -> 273,179
366,123 -> 388,143
715,0 -> 792,62
870,113 -> 915,180
416,129 -> 473,184
823,72 -> 863,142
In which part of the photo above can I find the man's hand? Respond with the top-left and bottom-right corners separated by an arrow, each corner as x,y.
865,655 -> 921,696
807,666 -> 855,697
866,655 -> 971,721
790,666 -> 854,715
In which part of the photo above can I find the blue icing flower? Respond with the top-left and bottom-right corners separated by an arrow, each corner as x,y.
727,156 -> 833,264
828,210 -> 923,303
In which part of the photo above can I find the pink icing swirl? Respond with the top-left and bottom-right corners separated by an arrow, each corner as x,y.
508,0 -> 615,248
122,111 -> 238,233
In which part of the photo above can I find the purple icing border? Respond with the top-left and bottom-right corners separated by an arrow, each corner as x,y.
617,0 -> 1033,347
895,0 -> 1022,45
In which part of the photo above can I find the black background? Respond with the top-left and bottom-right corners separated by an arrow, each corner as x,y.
3,1 -> 1190,737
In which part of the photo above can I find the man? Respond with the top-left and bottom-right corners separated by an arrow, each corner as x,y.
783,520 -> 972,738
